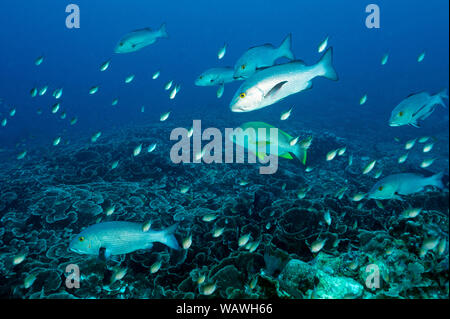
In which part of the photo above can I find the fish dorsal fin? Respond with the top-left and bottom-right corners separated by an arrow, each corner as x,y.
406,91 -> 426,98
132,27 -> 151,33
265,81 -> 288,98
247,43 -> 275,51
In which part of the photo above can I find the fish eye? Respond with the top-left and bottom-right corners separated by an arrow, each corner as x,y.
398,111 -> 404,117
79,236 -> 85,242
119,42 -> 124,46
199,76 -> 203,79
241,65 -> 246,70
378,186 -> 383,191
210,79 -> 214,83
239,92 -> 246,98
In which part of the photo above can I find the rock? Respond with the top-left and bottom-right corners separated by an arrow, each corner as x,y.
278,259 -> 316,298
315,270 -> 364,299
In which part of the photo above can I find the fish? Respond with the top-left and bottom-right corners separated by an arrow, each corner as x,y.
111,160 -> 119,169
100,60 -> 111,72
326,149 -> 337,161
324,211 -> 331,226
381,53 -> 389,65
195,67 -> 237,86
169,85 -> 180,99
401,208 -> 422,218
112,98 -> 119,106
289,136 -> 300,146
318,36 -> 329,53
164,80 -> 173,90
337,147 -> 346,156
30,88 -> 38,97
362,160 -> 376,174
111,267 -> 127,282
39,85 -> 48,96
13,252 -> 26,265
218,43 -> 227,59
212,227 -> 225,238
233,34 -> 294,79
69,222 -> 180,257
91,131 -> 101,142
417,52 -> 426,62
180,186 -> 190,194
420,158 -> 436,168
150,260 -> 162,274
352,193 -> 366,202
310,238 -> 326,253
142,221 -> 152,232
9,109 -> 16,117
70,117 -> 78,125
89,86 -> 99,95
201,282 -> 216,295
280,107 -> 293,120
182,235 -> 192,249
334,186 -> 347,200
423,142 -> 434,153
152,71 -> 160,79
16,151 -> 27,160
228,122 -> 308,164
105,206 -> 115,216
125,74 -> 135,84
389,90 -> 448,127
53,137 -> 61,146
35,56 -> 44,66
24,273 -> 37,289
160,111 -> 170,122
1,118 -> 7,127
418,136 -> 430,143
398,153 -> 408,164
115,23 -> 168,54
202,214 -> 217,222
374,169 -> 383,179
359,94 -> 367,105
53,88 -> 63,99
367,172 -> 444,200
405,138 -> 417,150
52,103 -> 60,114
230,47 -> 337,112
238,233 -> 251,247
133,144 -> 142,156
147,143 -> 157,153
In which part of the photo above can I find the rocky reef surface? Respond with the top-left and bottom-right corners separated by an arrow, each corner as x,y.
0,117 -> 448,299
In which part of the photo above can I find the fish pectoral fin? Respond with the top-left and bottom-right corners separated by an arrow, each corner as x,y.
410,121 -> 421,128
279,152 -> 294,160
264,81 -> 288,98
305,81 -> 313,90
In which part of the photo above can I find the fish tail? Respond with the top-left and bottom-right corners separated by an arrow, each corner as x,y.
435,88 -> 448,108
159,23 -> 168,38
317,47 -> 338,81
156,224 -> 180,250
427,172 -> 445,190
292,144 -> 307,165
279,33 -> 295,60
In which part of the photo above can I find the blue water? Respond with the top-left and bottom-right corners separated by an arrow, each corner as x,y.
0,0 -> 448,299
0,0 -> 448,146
